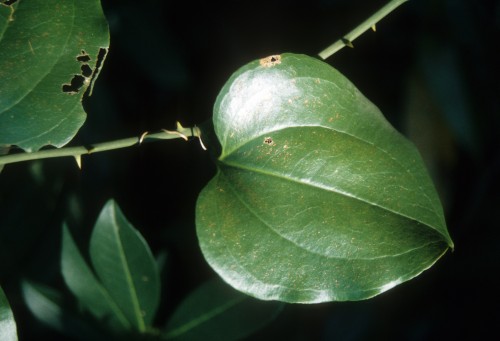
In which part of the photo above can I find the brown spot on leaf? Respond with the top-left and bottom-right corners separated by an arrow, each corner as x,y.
263,137 -> 274,145
260,55 -> 281,67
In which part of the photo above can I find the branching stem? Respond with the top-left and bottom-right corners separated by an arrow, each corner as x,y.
0,125 -> 203,167
318,0 -> 408,60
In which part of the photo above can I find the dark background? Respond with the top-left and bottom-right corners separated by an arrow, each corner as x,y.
1,0 -> 499,339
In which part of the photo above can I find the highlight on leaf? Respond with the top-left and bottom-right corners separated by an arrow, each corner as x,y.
196,53 -> 453,303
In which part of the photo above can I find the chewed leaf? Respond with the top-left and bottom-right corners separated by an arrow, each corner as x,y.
196,53 -> 453,303
0,0 -> 109,152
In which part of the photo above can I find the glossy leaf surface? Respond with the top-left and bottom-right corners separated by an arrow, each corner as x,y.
0,0 -> 109,152
164,279 -> 283,341
196,53 -> 454,303
0,286 -> 17,341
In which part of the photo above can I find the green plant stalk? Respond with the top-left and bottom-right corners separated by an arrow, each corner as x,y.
0,126 -> 202,167
318,0 -> 408,60
1,0 -> 406,167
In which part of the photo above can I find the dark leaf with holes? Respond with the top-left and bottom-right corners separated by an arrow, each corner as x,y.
196,53 -> 454,303
0,0 -> 109,152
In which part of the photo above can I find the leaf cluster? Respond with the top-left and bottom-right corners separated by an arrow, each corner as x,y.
0,0 -> 457,340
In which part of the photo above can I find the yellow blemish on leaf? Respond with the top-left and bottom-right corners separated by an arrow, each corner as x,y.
260,55 -> 281,67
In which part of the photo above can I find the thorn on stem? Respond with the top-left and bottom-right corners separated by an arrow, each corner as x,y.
192,126 -> 207,151
73,155 -> 82,169
342,38 -> 354,48
139,131 -> 149,144
198,135 -> 207,151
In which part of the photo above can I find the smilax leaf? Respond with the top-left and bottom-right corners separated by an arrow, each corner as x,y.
196,53 -> 454,303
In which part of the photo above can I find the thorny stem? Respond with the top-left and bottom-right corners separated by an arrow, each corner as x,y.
318,0 -> 408,60
0,124 -> 204,167
1,1 -> 406,167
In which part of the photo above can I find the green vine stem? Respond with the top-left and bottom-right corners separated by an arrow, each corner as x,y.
0,124 -> 204,167
1,1 -> 407,168
318,0 -> 408,60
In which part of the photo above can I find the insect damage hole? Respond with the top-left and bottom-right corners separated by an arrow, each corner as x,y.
76,50 -> 91,62
80,64 -> 92,77
62,75 -> 86,94
62,48 -> 107,95
62,50 -> 92,94
260,55 -> 281,67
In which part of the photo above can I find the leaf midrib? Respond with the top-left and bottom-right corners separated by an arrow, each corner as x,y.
165,296 -> 246,338
220,128 -> 441,235
110,206 -> 146,332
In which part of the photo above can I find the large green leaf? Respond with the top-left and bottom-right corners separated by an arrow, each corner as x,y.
0,0 -> 109,152
196,53 -> 454,303
0,286 -> 17,341
89,200 -> 160,332
163,279 -> 283,341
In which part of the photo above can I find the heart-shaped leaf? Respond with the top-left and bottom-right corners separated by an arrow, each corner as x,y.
196,53 -> 454,303
0,0 -> 109,152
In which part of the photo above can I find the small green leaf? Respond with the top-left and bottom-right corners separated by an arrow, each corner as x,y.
0,286 -> 17,341
196,53 -> 454,303
22,281 -> 63,332
61,224 -> 131,331
22,281 -> 107,341
89,200 -> 160,332
164,279 -> 283,341
0,0 -> 109,152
